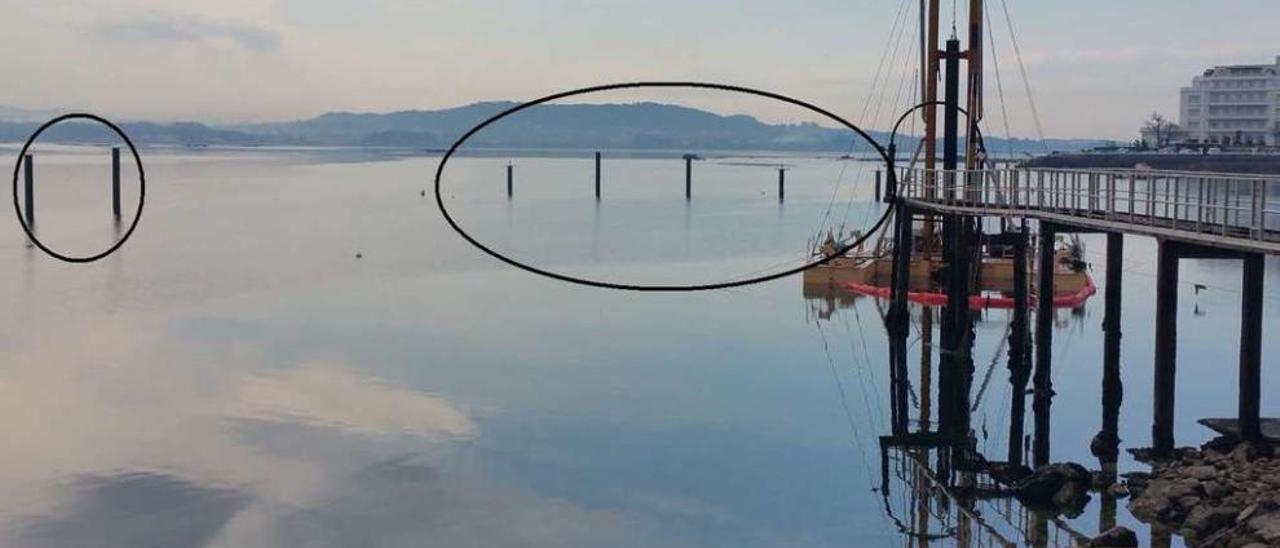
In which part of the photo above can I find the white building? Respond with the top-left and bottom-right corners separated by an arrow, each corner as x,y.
1179,57 -> 1280,146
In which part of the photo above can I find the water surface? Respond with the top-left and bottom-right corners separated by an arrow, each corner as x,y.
1,146 -> 1277,547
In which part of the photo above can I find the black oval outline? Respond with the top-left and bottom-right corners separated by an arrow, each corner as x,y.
433,81 -> 894,292
11,113 -> 146,263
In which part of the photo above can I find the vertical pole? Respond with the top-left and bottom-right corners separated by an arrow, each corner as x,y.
685,156 -> 692,200
777,168 -> 785,202
943,38 -> 961,198
938,37 -> 967,447
875,170 -> 882,202
1033,222 -> 1055,466
1097,232 -> 1124,463
1152,240 -> 1179,457
1239,253 -> 1264,442
1007,220 -> 1030,466
594,151 -> 601,200
506,163 -> 513,198
889,204 -> 913,437
23,154 -> 34,229
112,147 -> 122,220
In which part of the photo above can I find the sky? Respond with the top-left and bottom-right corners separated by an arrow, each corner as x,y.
3,0 -> 1278,140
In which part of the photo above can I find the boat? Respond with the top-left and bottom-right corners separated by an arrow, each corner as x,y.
802,227 -> 1095,309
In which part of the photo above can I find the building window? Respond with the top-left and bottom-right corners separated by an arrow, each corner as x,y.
1189,95 -> 1201,104
1188,108 -> 1201,116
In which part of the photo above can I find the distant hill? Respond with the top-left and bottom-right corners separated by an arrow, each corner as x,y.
0,101 -> 1106,154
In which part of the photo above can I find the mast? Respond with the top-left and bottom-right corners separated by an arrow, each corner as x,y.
917,0 -> 941,436
964,0 -> 984,171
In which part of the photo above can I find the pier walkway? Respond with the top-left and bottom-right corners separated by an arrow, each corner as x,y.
897,167 -> 1280,255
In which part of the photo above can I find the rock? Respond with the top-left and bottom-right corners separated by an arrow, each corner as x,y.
1186,465 -> 1218,481
1130,478 -> 1198,521
1088,525 -> 1138,547
1238,503 -> 1260,522
1091,430 -> 1121,461
1014,462 -> 1092,510
1184,505 -> 1239,540
1249,511 -> 1280,543
1231,442 -> 1272,464
1107,483 -> 1130,498
1052,480 -> 1091,517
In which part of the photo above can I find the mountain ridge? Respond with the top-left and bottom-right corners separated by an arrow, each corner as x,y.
0,102 -> 1106,154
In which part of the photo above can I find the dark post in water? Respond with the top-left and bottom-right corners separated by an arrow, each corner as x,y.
1238,253 -> 1264,442
1152,240 -> 1179,457
112,147 -> 122,220
1007,220 -> 1031,466
1033,223 -> 1056,466
777,167 -> 785,202
506,163 -> 513,198
684,155 -> 692,200
23,154 -> 34,229
594,152 -> 601,200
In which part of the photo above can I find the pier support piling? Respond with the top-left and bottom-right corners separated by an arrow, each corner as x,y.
594,152 -> 601,200
507,163 -> 513,198
1096,232 -> 1124,463
1033,222 -> 1056,466
1152,239 -> 1179,457
112,147 -> 121,220
1239,253 -> 1264,442
875,170 -> 882,202
889,204 -> 913,437
1007,220 -> 1031,466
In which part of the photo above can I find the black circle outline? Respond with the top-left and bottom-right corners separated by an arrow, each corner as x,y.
433,81 -> 895,292
11,113 -> 145,263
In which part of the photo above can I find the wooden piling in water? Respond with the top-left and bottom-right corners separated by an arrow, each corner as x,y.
1152,239 -> 1179,457
506,163 -> 513,198
1007,220 -> 1030,466
112,147 -> 121,220
875,170 -> 882,202
777,168 -> 785,202
594,152 -> 601,200
1098,232 -> 1124,463
685,156 -> 692,200
888,204 -> 913,437
1033,223 -> 1056,466
23,154 -> 34,228
1239,253 -> 1264,442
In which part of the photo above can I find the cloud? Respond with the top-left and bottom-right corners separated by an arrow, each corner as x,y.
90,11 -> 281,53
224,366 -> 476,439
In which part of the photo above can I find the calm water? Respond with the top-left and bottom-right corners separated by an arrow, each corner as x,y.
1,146 -> 1277,547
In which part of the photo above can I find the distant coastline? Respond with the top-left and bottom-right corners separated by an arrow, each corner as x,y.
0,101 -> 1105,155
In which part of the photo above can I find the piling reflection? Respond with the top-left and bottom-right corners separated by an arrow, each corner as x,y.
806,273 -> 1131,547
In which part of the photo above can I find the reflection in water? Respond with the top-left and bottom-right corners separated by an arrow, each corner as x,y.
807,282 -> 1129,547
9,472 -> 247,548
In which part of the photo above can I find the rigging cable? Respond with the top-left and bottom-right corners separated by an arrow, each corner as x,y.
811,0 -> 912,243
815,312 -> 885,497
984,0 -> 1016,161
997,0 -> 1049,152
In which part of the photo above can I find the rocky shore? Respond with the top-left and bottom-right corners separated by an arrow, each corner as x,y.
1126,438 -> 1280,547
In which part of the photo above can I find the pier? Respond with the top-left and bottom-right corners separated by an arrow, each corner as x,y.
892,165 -> 1277,458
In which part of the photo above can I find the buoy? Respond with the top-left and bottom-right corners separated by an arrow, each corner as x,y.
356,252 -> 363,259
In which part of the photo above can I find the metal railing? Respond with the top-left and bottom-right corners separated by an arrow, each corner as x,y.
899,167 -> 1280,246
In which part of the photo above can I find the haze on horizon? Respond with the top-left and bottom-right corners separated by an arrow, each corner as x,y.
5,1 -> 1278,141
